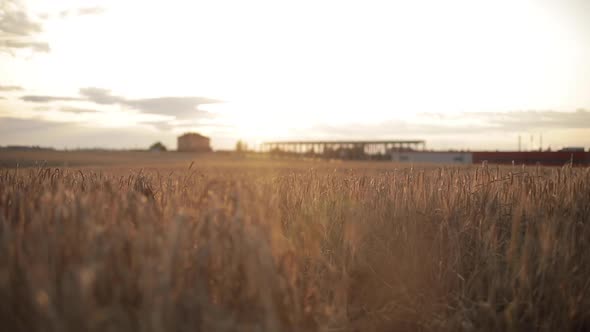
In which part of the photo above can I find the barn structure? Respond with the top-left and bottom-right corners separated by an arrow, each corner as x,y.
177,133 -> 211,152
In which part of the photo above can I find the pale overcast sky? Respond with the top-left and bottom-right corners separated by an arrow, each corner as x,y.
1,0 -> 589,150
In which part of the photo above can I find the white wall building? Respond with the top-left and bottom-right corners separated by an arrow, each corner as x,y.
391,151 -> 473,164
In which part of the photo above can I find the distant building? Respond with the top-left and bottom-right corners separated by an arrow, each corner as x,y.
177,133 -> 211,152
391,151 -> 473,164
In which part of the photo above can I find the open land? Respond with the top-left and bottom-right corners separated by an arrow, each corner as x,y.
0,151 -> 589,331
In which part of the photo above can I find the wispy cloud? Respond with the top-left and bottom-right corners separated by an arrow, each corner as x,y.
24,87 -> 221,119
298,110 -> 590,141
78,87 -> 123,104
0,85 -> 23,91
125,97 -> 219,118
0,0 -> 49,53
1,2 -> 101,54
418,110 -> 590,131
0,40 -> 50,53
0,5 -> 41,36
0,116 -> 72,134
60,107 -> 99,114
21,95 -> 81,103
0,116 -> 172,149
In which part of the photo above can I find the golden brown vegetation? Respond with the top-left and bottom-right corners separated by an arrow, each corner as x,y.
0,156 -> 589,331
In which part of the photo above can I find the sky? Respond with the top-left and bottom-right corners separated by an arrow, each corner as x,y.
1,0 -> 589,151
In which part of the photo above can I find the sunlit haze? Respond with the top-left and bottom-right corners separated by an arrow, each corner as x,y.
1,0 -> 589,150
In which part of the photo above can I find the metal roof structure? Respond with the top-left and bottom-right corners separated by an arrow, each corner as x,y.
260,139 -> 426,156
262,140 -> 425,145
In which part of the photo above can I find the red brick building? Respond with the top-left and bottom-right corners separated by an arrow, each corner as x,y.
177,133 -> 211,152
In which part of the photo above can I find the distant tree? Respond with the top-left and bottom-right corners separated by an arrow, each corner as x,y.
149,142 -> 167,152
235,140 -> 248,152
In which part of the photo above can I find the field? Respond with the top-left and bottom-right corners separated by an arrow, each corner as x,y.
1,151 -> 589,331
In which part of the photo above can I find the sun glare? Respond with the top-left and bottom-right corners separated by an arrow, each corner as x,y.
38,0 -> 585,119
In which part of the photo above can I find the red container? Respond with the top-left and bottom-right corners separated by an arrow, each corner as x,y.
472,151 -> 590,166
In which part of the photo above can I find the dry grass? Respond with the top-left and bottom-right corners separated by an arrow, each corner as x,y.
0,155 -> 589,331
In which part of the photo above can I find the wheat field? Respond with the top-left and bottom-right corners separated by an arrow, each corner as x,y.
0,152 -> 589,331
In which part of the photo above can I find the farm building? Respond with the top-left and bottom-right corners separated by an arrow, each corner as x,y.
390,151 -> 473,164
177,133 -> 211,152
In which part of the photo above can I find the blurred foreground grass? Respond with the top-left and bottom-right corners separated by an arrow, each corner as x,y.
0,153 -> 589,331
